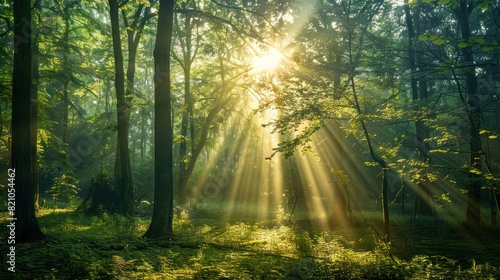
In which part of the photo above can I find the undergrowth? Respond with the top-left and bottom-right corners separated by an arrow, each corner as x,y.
0,204 -> 499,279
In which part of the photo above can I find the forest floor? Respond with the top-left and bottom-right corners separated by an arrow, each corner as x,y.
1,203 -> 500,279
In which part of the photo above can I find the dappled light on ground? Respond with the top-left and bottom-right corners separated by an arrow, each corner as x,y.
2,208 -> 499,279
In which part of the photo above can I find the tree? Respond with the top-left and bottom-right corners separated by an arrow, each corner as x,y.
258,0 -> 395,239
173,2 -> 198,200
12,0 -> 44,242
114,0 -> 155,206
404,0 -> 434,218
173,1 -> 259,202
458,0 -> 482,229
32,0 -> 42,210
108,0 -> 134,216
143,0 -> 175,239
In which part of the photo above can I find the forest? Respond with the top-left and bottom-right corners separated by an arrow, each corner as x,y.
1,0 -> 500,279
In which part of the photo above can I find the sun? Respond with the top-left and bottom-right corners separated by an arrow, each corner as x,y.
252,48 -> 283,72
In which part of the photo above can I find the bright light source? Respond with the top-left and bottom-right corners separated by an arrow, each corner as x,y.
252,48 -> 283,72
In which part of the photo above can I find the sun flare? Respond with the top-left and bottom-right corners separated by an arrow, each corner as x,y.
252,48 -> 283,72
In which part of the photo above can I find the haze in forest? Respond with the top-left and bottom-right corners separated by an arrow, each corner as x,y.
1,0 -> 500,278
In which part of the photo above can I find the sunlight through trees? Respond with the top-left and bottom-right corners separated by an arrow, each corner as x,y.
1,0 -> 499,278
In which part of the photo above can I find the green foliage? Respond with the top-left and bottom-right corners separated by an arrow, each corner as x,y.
418,33 -> 452,46
2,0 -> 500,277
1,205 -> 499,279
48,172 -> 80,204
78,171 -> 121,214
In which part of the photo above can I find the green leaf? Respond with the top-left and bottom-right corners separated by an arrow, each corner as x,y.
470,37 -> 485,45
437,0 -> 451,5
470,169 -> 482,175
458,41 -> 469,48
418,34 -> 430,41
430,149 -> 448,153
432,38 -> 446,46
428,34 -> 439,41
482,46 -> 494,52
479,129 -> 488,135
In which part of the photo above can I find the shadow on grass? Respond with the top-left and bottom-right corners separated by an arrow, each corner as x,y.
1,206 -> 499,279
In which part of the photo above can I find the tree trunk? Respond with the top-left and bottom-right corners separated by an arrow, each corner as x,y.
12,0 -> 44,243
459,0 -> 482,229
178,50 -> 225,203
179,105 -> 222,203
141,107 -> 146,158
178,13 -> 195,197
109,0 -> 134,216
143,0 -> 175,239
62,5 -> 70,149
404,0 -> 434,218
32,1 -> 41,210
105,79 -> 110,114
346,5 -> 390,238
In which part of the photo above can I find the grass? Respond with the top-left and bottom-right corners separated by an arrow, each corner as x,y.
1,202 -> 499,279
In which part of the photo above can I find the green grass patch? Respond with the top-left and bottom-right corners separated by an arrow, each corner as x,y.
1,204 -> 499,279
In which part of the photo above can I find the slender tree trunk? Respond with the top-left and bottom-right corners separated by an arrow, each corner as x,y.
141,108 -> 146,158
179,106 -> 222,202
113,2 -> 151,214
178,13 -> 194,197
328,38 -> 348,225
115,4 -> 150,168
109,0 -> 134,216
12,0 -> 44,243
178,52 -> 225,203
32,1 -> 41,210
459,0 -> 482,229
143,0 -> 175,239
62,5 -> 70,149
350,70 -> 390,239
345,1 -> 390,239
105,79 -> 110,114
404,1 -> 434,218
62,85 -> 69,145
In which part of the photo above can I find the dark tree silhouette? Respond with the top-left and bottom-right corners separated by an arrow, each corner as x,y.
143,0 -> 175,239
458,0 -> 482,229
404,0 -> 434,218
12,0 -> 44,243
109,0 -> 134,216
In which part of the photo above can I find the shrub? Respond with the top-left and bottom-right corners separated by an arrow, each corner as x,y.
48,172 -> 80,204
78,171 -> 120,214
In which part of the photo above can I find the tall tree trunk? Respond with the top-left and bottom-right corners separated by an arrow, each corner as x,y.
62,5 -> 70,150
459,0 -> 482,229
177,13 -> 195,198
350,71 -> 390,239
12,0 -> 44,243
109,0 -> 134,216
115,4 -> 150,171
143,0 -> 175,239
404,1 -> 434,218
32,1 -> 41,210
141,107 -> 146,158
345,0 -> 390,239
